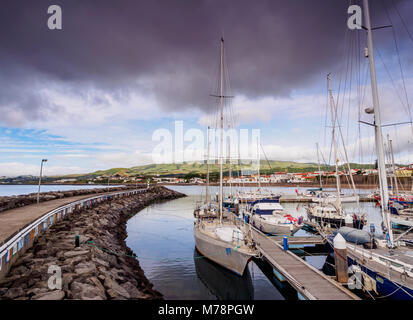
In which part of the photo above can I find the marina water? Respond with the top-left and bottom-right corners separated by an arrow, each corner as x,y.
126,185 -> 382,300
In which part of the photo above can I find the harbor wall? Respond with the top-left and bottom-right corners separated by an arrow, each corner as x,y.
0,186 -> 185,300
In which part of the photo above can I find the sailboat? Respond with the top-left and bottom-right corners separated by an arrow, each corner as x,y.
225,138 -> 281,206
390,207 -> 413,229
194,126 -> 221,218
244,198 -> 303,235
193,37 -> 257,276
327,0 -> 413,299
387,136 -> 413,229
372,136 -> 413,209
240,137 -> 303,235
306,74 -> 366,230
236,190 -> 280,204
311,193 -> 359,204
300,144 -> 324,199
310,143 -> 359,203
222,132 -> 242,212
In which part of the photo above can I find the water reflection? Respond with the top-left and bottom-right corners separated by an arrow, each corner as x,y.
126,185 -> 379,300
194,248 -> 254,300
126,192 -> 285,299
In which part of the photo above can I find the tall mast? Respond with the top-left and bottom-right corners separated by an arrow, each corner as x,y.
228,133 -> 233,198
328,74 -> 342,212
388,135 -> 399,199
219,37 -> 224,223
206,126 -> 210,204
335,109 -> 360,203
257,137 -> 261,190
239,133 -> 244,191
363,0 -> 393,247
316,142 -> 323,189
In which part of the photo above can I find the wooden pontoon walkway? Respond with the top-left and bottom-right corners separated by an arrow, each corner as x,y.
251,228 -> 360,300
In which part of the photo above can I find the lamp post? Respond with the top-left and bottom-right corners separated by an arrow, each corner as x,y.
37,159 -> 47,204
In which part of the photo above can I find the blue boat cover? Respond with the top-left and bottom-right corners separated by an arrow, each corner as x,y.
333,227 -> 373,245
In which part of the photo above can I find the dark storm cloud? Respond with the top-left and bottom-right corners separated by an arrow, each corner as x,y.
0,0 -> 411,124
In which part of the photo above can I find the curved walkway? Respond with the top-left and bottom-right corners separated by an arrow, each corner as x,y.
0,191 -> 125,245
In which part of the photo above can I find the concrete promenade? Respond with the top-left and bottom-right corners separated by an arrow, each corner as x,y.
0,191 -> 127,245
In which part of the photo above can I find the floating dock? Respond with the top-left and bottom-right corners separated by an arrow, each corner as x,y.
251,228 -> 360,300
268,235 -> 325,246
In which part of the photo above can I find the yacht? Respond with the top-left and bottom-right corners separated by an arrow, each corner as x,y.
244,199 -> 303,235
305,74 -> 366,230
324,0 -> 413,299
307,203 -> 365,230
193,37 -> 257,276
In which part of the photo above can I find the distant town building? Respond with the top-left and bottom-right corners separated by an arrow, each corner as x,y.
189,177 -> 205,184
397,168 -> 413,177
56,178 -> 77,183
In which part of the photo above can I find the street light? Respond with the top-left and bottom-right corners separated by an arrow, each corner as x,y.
37,159 -> 48,204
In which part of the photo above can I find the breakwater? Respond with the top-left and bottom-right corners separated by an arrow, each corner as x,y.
0,185 -> 138,213
0,186 -> 185,300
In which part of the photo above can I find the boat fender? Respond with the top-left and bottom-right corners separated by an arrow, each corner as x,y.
348,264 -> 361,274
381,221 -> 387,234
362,272 -> 377,294
390,206 -> 399,215
362,239 -> 377,249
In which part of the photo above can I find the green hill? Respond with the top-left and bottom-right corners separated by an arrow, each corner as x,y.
62,160 -> 374,179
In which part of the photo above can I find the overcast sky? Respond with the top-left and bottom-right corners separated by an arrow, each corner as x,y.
0,0 -> 412,176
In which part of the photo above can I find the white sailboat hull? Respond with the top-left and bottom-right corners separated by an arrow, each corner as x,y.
194,226 -> 254,276
249,215 -> 300,235
312,195 -> 359,203
391,216 -> 413,228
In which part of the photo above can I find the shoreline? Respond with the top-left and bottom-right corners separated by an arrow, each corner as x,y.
159,182 -> 385,190
0,186 -> 185,300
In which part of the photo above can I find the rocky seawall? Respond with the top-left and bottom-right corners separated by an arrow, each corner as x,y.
0,186 -> 185,300
0,185 -> 139,213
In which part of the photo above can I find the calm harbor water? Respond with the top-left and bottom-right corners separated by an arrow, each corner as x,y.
126,185 -> 382,300
0,184 -> 120,197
